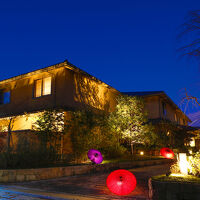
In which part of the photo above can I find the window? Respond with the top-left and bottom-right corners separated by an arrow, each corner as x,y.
0,91 -> 10,104
43,77 -> 51,95
34,77 -> 51,97
35,79 -> 42,97
162,102 -> 167,117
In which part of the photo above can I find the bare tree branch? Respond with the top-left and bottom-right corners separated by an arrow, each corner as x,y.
179,88 -> 200,114
178,10 -> 200,61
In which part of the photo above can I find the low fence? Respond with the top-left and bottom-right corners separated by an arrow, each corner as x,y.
0,158 -> 171,183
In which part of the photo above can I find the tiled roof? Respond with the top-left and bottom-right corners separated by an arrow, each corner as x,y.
0,60 -> 119,93
122,91 -> 191,122
122,91 -> 164,96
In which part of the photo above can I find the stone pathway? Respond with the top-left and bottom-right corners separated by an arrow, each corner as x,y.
0,187 -> 70,200
0,164 -> 171,200
0,188 -> 45,199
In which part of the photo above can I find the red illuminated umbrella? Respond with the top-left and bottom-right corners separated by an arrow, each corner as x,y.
160,147 -> 174,159
106,169 -> 137,196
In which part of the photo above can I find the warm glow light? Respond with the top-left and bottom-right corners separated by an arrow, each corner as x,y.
43,77 -> 51,95
167,131 -> 170,136
35,79 -> 42,97
140,151 -> 144,155
190,138 -> 195,147
35,77 -> 52,97
170,173 -> 186,177
166,153 -> 171,159
179,153 -> 188,175
0,112 -> 42,131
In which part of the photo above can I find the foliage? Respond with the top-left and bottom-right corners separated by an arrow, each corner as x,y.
152,120 -> 192,151
0,133 -> 58,169
108,95 -> 157,147
101,143 -> 128,159
170,162 -> 181,174
173,128 -> 192,151
188,151 -> 200,177
0,116 -> 17,155
33,110 -> 65,152
65,109 -> 121,161
170,151 -> 200,178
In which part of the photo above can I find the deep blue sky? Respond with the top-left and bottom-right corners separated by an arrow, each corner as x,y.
1,0 -> 200,114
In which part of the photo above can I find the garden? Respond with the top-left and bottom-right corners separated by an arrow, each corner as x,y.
0,95 -> 194,170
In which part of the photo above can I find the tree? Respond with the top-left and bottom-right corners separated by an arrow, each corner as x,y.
0,114 -> 29,168
178,10 -> 200,61
178,11 -> 200,116
33,110 -> 65,155
108,95 -> 156,152
6,117 -> 16,154
0,116 -> 20,153
152,119 -> 192,151
65,109 -> 121,161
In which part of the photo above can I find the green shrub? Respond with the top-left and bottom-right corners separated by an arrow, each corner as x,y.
101,144 -> 128,159
0,133 -> 61,169
188,152 -> 200,177
170,162 -> 181,174
0,146 -> 58,169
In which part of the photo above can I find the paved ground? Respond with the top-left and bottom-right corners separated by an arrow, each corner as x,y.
0,163 -> 171,200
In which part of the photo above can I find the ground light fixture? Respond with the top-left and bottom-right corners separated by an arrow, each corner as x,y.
87,149 -> 103,164
160,147 -> 174,159
140,151 -> 144,155
178,153 -> 188,175
106,169 -> 137,195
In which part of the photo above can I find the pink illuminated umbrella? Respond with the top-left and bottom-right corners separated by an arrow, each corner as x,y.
106,169 -> 137,196
87,149 -> 103,164
160,147 -> 174,159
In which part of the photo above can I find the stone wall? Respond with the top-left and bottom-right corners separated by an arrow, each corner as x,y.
151,178 -> 200,200
0,159 -> 171,183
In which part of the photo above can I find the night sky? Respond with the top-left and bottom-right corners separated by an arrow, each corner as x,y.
1,0 -> 200,115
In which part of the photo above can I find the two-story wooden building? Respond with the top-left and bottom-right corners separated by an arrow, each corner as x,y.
0,60 -> 119,132
0,60 -> 195,154
123,91 -> 190,125
123,91 -> 194,150
0,60 -> 120,154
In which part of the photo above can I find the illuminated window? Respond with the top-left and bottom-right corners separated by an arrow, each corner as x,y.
0,91 -> 10,104
34,77 -> 51,97
35,79 -> 42,97
43,77 -> 51,95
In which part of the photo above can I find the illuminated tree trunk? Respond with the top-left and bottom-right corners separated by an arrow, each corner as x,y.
131,142 -> 133,155
7,118 -> 13,154
6,117 -> 15,168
